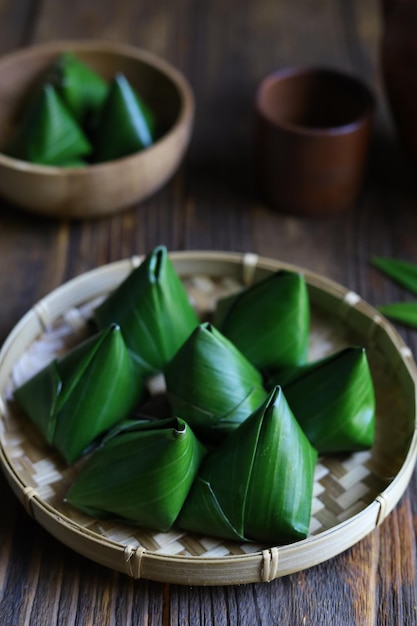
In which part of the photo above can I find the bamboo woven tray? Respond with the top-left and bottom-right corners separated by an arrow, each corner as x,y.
0,251 -> 416,586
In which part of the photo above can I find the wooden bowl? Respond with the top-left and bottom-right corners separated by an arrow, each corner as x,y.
0,41 -> 194,219
0,251 -> 416,585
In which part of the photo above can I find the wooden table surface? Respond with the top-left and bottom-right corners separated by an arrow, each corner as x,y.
1,0 -> 417,624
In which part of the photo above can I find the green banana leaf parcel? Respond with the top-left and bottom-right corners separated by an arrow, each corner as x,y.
165,322 -> 268,442
66,417 -> 206,531
178,386 -> 317,544
14,324 -> 144,464
214,270 -> 310,372
94,246 -> 200,375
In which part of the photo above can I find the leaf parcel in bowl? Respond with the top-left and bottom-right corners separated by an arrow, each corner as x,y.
268,346 -> 375,454
4,52 -> 159,167
66,417 -> 206,531
178,386 -> 317,544
14,324 -> 144,464
92,73 -> 156,162
93,246 -> 199,376
164,322 -> 268,442
6,83 -> 92,166
214,270 -> 310,372
48,51 -> 109,127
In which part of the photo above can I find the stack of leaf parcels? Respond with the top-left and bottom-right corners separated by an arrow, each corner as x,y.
14,246 -> 377,545
5,52 -> 156,166
14,246 -> 199,464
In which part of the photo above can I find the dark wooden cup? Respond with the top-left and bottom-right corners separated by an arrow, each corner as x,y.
254,67 -> 375,216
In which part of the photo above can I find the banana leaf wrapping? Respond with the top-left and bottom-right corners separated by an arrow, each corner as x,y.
178,386 -> 317,544
164,322 -> 268,442
268,347 -> 375,454
66,417 -> 206,531
93,246 -> 199,376
92,73 -> 156,162
5,83 -> 92,165
48,52 -> 109,126
14,324 -> 144,464
214,270 -> 310,371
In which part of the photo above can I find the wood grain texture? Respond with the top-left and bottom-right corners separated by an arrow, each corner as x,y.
1,0 -> 417,623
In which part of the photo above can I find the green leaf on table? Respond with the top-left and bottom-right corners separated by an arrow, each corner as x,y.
14,324 -> 145,464
93,245 -> 199,375
178,386 -> 317,544
164,322 -> 268,443
372,256 -> 417,297
92,73 -> 156,162
378,302 -> 417,328
66,417 -> 206,531
48,51 -> 109,125
268,346 -> 375,454
214,270 -> 310,371
5,83 -> 92,166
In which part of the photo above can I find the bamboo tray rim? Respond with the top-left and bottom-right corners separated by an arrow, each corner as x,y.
1,250 -> 417,586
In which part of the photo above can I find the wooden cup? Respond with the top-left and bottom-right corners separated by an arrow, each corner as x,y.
254,67 -> 375,216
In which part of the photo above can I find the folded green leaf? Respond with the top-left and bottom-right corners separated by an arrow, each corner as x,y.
92,73 -> 155,162
66,417 -> 206,531
94,246 -> 199,375
14,324 -> 144,464
372,256 -> 417,297
214,270 -> 310,371
178,386 -> 317,544
48,52 -> 109,125
377,302 -> 417,328
5,83 -> 92,165
269,347 -> 375,454
165,322 -> 268,442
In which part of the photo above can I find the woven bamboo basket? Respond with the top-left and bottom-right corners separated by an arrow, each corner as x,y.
0,251 -> 416,586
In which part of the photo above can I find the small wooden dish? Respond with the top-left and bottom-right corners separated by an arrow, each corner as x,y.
0,41 -> 194,219
0,251 -> 416,585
